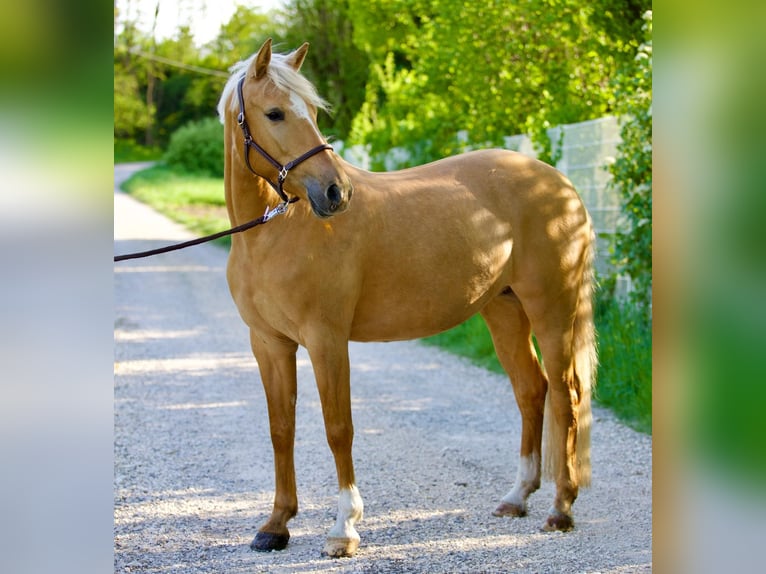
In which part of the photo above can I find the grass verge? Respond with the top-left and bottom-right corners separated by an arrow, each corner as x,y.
591,297 -> 652,433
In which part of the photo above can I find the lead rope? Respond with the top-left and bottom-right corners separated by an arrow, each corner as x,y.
113,199 -> 295,262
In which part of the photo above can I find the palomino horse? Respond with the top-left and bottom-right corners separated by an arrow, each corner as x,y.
217,39 -> 596,557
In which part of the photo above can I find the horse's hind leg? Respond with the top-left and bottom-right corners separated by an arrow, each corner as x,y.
480,292 -> 548,518
523,281 -> 594,532
249,331 -> 299,551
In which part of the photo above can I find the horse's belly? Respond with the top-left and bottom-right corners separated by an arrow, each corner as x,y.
348,246 -> 510,342
348,304 -> 483,342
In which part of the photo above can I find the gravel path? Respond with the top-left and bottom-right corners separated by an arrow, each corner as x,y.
114,163 -> 652,573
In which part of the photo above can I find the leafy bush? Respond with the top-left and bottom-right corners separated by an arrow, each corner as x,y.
163,117 -> 225,177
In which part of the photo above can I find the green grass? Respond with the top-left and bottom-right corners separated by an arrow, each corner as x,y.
591,298 -> 652,433
119,164 -> 652,433
114,139 -> 163,163
120,163 -> 231,247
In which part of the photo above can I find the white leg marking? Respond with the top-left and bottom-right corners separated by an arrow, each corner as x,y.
501,453 -> 540,507
328,485 -> 364,541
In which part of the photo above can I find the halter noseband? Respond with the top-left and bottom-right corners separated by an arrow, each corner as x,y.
236,75 -> 333,203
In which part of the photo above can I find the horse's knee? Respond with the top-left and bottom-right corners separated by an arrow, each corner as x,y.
516,382 -> 547,414
268,423 -> 295,453
325,421 -> 354,454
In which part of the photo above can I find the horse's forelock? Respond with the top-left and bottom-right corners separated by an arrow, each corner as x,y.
217,50 -> 330,125
268,54 -> 331,113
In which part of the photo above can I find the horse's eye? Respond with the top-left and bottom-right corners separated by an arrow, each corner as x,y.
265,109 -> 285,122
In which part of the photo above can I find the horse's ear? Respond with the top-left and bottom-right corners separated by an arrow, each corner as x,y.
287,42 -> 310,71
251,38 -> 273,79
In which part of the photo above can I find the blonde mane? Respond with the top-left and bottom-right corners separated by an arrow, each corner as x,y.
217,48 -> 330,124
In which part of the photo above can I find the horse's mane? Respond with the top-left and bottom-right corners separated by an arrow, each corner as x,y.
217,48 -> 330,124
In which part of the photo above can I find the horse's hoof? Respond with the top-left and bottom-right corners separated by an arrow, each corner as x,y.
542,510 -> 574,532
321,536 -> 359,558
251,531 -> 290,551
492,501 -> 527,517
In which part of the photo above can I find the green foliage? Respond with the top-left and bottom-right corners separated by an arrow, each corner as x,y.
114,69 -> 152,139
114,0 -> 650,162
281,0 -> 371,139
163,118 -> 224,177
348,0 -> 649,164
114,139 -> 163,163
608,11 -> 652,308
205,5 -> 278,59
114,5 -> 281,147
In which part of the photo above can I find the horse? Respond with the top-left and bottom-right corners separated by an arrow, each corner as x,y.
217,39 -> 597,558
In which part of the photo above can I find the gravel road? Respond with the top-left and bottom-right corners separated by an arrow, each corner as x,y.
114,163 -> 652,573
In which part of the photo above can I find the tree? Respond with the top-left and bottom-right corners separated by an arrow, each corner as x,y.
204,5 -> 278,64
347,0 -> 650,166
114,14 -> 156,143
114,68 -> 152,139
281,0 -> 370,138
114,3 -> 290,147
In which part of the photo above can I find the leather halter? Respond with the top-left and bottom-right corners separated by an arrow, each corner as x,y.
236,74 -> 333,203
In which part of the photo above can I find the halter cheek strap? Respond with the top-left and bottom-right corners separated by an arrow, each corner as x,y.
236,75 -> 333,203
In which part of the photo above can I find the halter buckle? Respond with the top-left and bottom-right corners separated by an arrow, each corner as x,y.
278,166 -> 289,183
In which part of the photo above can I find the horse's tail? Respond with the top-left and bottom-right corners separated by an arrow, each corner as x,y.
542,222 -> 598,488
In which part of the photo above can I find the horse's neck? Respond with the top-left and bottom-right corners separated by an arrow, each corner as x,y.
225,156 -> 277,227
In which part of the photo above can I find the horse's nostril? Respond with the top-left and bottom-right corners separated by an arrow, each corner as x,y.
327,183 -> 342,207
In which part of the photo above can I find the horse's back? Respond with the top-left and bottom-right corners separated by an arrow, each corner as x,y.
340,149 -> 591,341
346,149 -> 581,220
346,148 -> 589,276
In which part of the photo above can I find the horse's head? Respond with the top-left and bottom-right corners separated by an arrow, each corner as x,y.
219,39 -> 353,218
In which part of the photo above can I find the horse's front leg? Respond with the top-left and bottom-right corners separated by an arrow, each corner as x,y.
307,336 -> 364,558
249,330 -> 299,552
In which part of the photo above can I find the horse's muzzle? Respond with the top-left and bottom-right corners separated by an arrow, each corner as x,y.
307,179 -> 353,218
